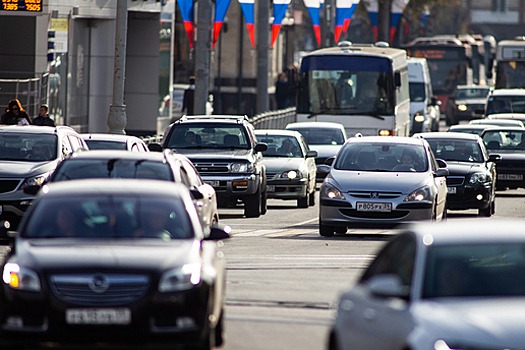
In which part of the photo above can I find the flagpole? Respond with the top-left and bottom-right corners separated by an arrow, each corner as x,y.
194,0 -> 212,115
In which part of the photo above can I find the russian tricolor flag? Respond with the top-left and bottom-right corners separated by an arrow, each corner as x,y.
364,0 -> 378,42
343,0 -> 360,34
177,0 -> 195,48
334,0 -> 352,43
304,0 -> 321,47
213,0 -> 232,48
390,0 -> 409,43
238,0 -> 256,48
271,0 -> 292,49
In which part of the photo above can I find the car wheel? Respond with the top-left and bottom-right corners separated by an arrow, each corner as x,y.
479,201 -> 494,217
308,189 -> 316,206
260,190 -> 268,215
319,222 -> 335,237
335,226 -> 347,234
244,190 -> 261,218
297,195 -> 309,208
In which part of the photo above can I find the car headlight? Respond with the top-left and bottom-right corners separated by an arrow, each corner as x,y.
158,263 -> 201,292
21,171 -> 52,189
279,170 -> 304,179
404,185 -> 431,202
230,163 -> 254,173
414,111 -> 425,123
2,263 -> 41,292
320,183 -> 346,200
457,104 -> 467,111
469,172 -> 488,184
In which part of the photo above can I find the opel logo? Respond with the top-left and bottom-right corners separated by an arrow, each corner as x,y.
370,192 -> 379,199
88,274 -> 110,293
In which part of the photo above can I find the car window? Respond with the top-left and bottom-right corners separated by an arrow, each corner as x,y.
22,196 -> 193,240
426,139 -> 483,162
181,160 -> 203,187
85,140 -> 128,150
166,123 -> 251,149
482,130 -> 525,151
288,127 -> 346,145
257,135 -> 303,158
0,133 -> 57,162
68,135 -> 86,152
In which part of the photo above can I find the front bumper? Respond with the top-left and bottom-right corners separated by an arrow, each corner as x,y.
266,178 -> 308,200
201,173 -> 261,202
446,183 -> 492,210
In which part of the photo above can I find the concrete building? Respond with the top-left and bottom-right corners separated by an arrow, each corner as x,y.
467,0 -> 525,40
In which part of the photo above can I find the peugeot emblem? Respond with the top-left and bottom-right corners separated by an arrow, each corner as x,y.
88,274 -> 110,293
370,192 -> 379,199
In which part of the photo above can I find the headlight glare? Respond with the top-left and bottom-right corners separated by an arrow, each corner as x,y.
21,172 -> 52,189
457,104 -> 467,111
158,264 -> 201,292
2,263 -> 41,292
281,170 -> 303,179
414,111 -> 425,123
404,185 -> 431,202
321,183 -> 346,200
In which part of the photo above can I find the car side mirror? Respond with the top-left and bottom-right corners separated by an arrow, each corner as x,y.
190,188 -> 204,200
306,150 -> 318,158
394,71 -> 401,87
204,225 -> 231,241
317,164 -> 331,174
325,156 -> 335,166
147,143 -> 163,152
254,142 -> 268,153
366,274 -> 409,299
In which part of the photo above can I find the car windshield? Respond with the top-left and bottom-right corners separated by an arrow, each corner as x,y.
423,243 -> 525,298
166,123 -> 251,150
288,127 -> 345,145
482,130 -> 525,152
257,135 -> 303,158
455,88 -> 489,99
486,96 -> 525,115
426,139 -> 483,162
334,142 -> 428,172
52,159 -> 174,181
22,195 -> 193,240
85,140 -> 127,150
0,133 -> 57,162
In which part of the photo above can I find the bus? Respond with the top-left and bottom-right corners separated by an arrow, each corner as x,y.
403,35 -> 485,112
296,42 -> 411,137
495,36 -> 525,89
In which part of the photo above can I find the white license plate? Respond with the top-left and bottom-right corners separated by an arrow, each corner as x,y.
266,185 -> 275,192
356,202 -> 392,212
498,174 -> 524,181
66,308 -> 131,325
447,187 -> 457,194
204,180 -> 220,187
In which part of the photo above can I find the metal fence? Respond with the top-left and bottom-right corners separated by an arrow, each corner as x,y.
0,72 -> 49,118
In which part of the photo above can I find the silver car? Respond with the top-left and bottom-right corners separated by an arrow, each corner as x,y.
329,220 -> 525,350
318,136 -> 448,236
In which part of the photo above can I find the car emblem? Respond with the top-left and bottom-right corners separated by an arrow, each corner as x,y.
370,192 -> 379,199
88,274 -> 110,293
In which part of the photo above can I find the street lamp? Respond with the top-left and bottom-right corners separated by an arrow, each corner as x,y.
281,15 -> 295,69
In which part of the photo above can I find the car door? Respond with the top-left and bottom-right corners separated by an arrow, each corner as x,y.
299,135 -> 317,190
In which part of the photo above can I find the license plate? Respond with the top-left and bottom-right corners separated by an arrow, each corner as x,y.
498,174 -> 523,181
66,308 -> 131,325
447,187 -> 457,194
204,180 -> 220,187
266,185 -> 275,192
356,202 -> 392,212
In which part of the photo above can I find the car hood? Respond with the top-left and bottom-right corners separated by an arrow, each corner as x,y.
455,97 -> 486,105
15,239 -> 199,271
443,162 -> 485,176
0,160 -> 57,177
328,170 -> 430,193
308,145 -> 342,158
263,158 -> 306,172
173,148 -> 254,161
488,113 -> 525,121
413,298 -> 525,348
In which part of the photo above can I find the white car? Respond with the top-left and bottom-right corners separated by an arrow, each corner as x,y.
81,133 -> 149,152
329,220 -> 525,350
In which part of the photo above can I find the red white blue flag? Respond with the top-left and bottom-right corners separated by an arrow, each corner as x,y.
304,0 -> 321,47
334,0 -> 352,43
390,0 -> 409,43
213,0 -> 232,48
343,0 -> 360,33
271,0 -> 292,49
364,0 -> 378,41
238,0 -> 256,48
177,0 -> 195,48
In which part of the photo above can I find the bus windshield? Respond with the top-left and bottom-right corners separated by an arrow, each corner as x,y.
426,59 -> 468,95
495,61 -> 525,89
297,56 -> 394,116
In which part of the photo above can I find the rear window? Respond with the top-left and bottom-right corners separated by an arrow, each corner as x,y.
85,140 -> 127,150
288,127 -> 345,145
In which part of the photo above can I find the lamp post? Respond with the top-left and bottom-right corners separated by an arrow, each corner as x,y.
282,15 -> 295,69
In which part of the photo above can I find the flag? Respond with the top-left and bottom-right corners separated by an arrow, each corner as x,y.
271,0 -> 292,49
390,0 -> 409,43
213,0 -> 232,48
304,0 -> 321,47
343,0 -> 360,33
334,0 -> 352,43
177,0 -> 195,48
364,0 -> 378,41
238,0 -> 256,48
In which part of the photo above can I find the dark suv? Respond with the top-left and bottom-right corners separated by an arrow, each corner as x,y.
161,115 -> 268,218
0,125 -> 88,230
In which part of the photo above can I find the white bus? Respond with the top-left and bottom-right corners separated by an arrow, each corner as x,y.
296,42 -> 411,137
495,36 -> 525,89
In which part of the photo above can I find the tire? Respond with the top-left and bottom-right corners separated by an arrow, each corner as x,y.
244,190 -> 261,218
319,222 -> 335,237
297,195 -> 309,208
308,190 -> 316,206
260,190 -> 268,215
335,226 -> 347,234
479,201 -> 494,217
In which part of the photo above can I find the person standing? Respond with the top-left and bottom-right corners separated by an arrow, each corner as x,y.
275,72 -> 289,109
1,99 -> 32,125
182,76 -> 195,115
32,104 -> 56,126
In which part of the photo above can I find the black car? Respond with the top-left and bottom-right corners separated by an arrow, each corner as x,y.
0,179 -> 229,350
161,115 -> 268,218
445,85 -> 490,126
414,132 -> 499,216
480,126 -> 525,190
0,125 -> 88,231
46,150 -> 220,233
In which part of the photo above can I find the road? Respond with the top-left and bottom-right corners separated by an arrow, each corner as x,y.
219,188 -> 525,350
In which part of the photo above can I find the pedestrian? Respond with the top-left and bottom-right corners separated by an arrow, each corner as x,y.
275,72 -> 289,109
182,76 -> 195,115
1,99 -> 32,125
32,104 -> 56,127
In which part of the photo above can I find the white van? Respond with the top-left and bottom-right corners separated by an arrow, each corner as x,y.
407,57 -> 441,134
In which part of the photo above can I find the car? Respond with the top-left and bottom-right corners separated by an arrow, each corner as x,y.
46,150 -> 219,232
413,132 -> 499,216
317,136 -> 448,237
255,129 -> 317,208
447,123 -> 500,135
484,88 -> 525,120
81,133 -> 149,152
0,179 -> 230,350
480,126 -> 525,190
329,220 -> 525,350
285,121 -> 347,182
160,115 -> 268,218
469,118 -> 525,127
0,125 -> 88,231
445,85 -> 490,125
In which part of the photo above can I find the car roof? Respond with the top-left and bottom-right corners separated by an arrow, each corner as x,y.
480,126 -> 525,133
489,89 -> 525,96
0,125 -> 74,135
346,136 -> 426,146
414,132 -> 480,141
286,122 -> 346,130
455,85 -> 490,90
255,129 -> 303,138
470,119 -> 524,126
67,150 -> 165,160
175,115 -> 250,124
449,124 -> 497,130
80,133 -> 143,142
